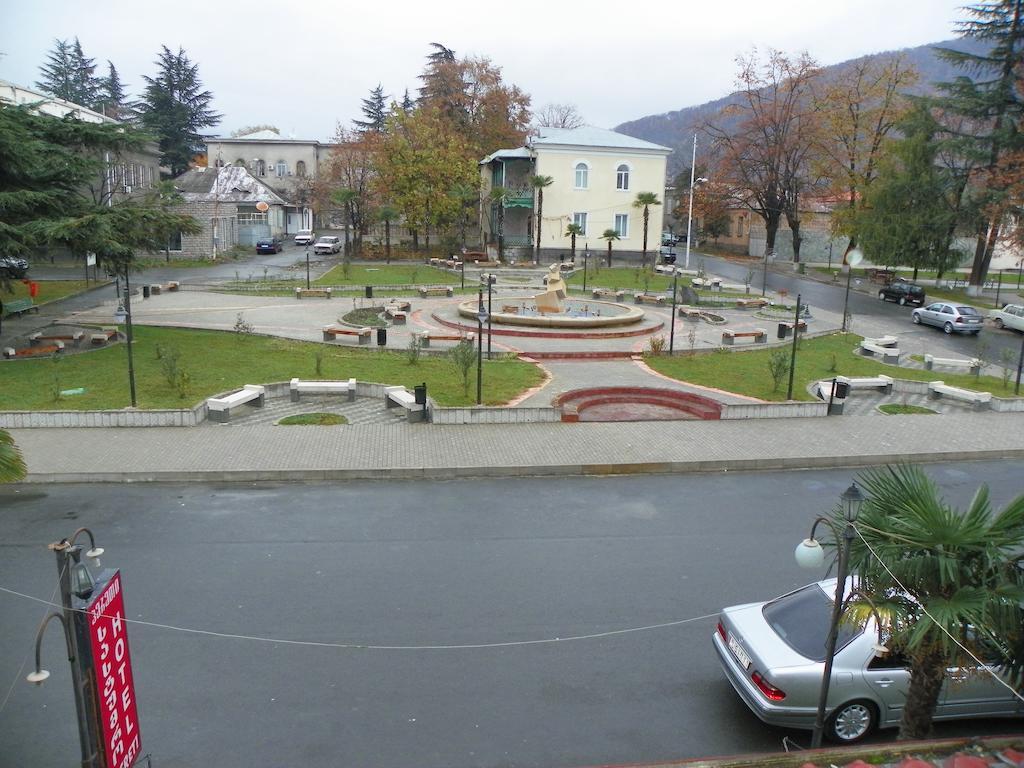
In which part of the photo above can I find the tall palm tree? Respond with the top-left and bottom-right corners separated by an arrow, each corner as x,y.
564,223 -> 583,262
837,465 -> 1024,740
600,229 -> 620,267
633,192 -> 662,269
0,430 -> 26,483
376,204 -> 399,264
489,186 -> 509,263
530,174 -> 554,264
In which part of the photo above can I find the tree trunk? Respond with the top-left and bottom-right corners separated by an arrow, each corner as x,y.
642,207 -> 650,269
786,212 -> 802,264
607,242 -> 612,267
570,234 -> 576,262
497,206 -> 504,263
385,220 -> 391,264
899,647 -> 947,740
535,191 -> 543,264
764,211 -> 781,256
412,229 -> 419,251
968,219 -> 1000,295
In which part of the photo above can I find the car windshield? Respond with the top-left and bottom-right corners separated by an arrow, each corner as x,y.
762,584 -> 863,661
957,306 -> 981,317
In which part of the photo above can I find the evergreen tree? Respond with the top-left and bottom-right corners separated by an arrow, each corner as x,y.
96,61 -> 127,121
136,45 -> 221,176
69,37 -> 99,109
354,84 -> 388,133
400,89 -> 414,114
35,39 -> 78,103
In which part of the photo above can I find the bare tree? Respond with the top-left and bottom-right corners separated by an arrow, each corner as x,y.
535,103 -> 585,129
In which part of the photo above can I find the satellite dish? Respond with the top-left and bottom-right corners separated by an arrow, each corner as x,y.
847,248 -> 864,267
255,201 -> 270,212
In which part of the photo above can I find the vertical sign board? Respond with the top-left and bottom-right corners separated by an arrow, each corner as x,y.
86,570 -> 141,768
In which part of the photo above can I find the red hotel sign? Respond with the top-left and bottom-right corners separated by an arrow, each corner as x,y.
86,570 -> 142,768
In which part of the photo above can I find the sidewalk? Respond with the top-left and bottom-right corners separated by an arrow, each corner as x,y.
9,410 -> 1024,483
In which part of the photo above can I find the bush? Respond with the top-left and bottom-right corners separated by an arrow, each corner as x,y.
767,350 -> 790,392
449,339 -> 477,395
647,335 -> 666,355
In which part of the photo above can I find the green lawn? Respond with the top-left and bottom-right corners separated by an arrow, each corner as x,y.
3,280 -> 99,309
644,332 -> 1016,402
314,264 -> 454,286
0,326 -> 544,410
278,413 -> 349,425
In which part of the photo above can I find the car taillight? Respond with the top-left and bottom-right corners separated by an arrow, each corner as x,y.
956,316 -> 964,323
717,621 -> 727,641
751,672 -> 786,701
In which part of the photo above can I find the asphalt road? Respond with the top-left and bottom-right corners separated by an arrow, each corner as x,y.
1,464 -> 1020,768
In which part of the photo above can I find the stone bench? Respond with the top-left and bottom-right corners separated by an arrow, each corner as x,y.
384,385 -> 426,423
206,384 -> 266,422
3,298 -> 37,317
859,340 -> 900,364
4,341 -> 64,359
722,328 -> 767,345
863,335 -> 898,348
925,354 -> 981,374
837,374 -> 894,394
778,320 -> 808,338
692,278 -> 722,289
634,293 -> 665,305
322,326 -> 371,345
90,328 -> 118,345
30,331 -> 84,347
654,264 -> 681,276
592,289 -> 625,300
295,287 -> 332,299
290,377 -> 357,402
680,307 -> 703,320
148,281 -> 179,296
412,330 -> 475,348
418,285 -> 454,297
927,381 -> 991,410
736,297 -> 768,309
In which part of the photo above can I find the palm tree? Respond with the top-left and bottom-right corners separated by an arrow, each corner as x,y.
633,192 -> 661,269
530,174 -> 554,264
0,430 -> 26,483
837,465 -> 1024,740
600,229 -> 620,267
489,186 -> 509,262
564,223 -> 583,262
376,204 -> 399,264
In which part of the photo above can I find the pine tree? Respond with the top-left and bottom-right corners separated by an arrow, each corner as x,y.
96,61 -> 127,121
353,84 -> 388,133
136,45 -> 221,176
400,89 -> 414,114
69,37 -> 99,109
35,39 -> 77,103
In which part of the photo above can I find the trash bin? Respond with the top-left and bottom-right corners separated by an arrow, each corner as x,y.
833,380 -> 850,399
365,285 -> 373,299
777,322 -> 788,339
142,285 -> 151,299
414,383 -> 427,405
663,254 -> 676,265
376,327 -> 387,346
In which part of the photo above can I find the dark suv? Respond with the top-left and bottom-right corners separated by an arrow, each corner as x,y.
878,279 -> 925,306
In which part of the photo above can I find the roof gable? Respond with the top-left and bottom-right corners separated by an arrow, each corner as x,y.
529,126 -> 671,153
173,165 -> 289,205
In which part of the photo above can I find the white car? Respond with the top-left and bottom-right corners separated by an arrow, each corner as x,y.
294,229 -> 316,246
989,303 -> 1024,332
312,236 -> 341,255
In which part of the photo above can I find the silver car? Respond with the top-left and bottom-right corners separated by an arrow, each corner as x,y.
912,302 -> 984,335
713,580 -> 1022,743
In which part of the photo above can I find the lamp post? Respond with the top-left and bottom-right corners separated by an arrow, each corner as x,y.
476,289 -> 488,405
841,249 -> 863,333
582,244 -> 589,294
113,265 -> 137,407
1015,330 -> 1024,396
481,272 -> 495,360
305,246 -> 311,290
785,293 -> 801,400
683,134 -> 705,272
668,243 -> 679,354
794,483 -> 866,749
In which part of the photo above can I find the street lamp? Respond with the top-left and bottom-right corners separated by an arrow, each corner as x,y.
305,246 -> 311,290
841,249 -> 863,333
683,133 -> 707,272
481,272 -> 496,360
667,243 -> 680,354
794,482 -> 866,749
582,244 -> 589,294
785,292 -> 801,400
476,289 -> 488,405
113,265 -> 137,407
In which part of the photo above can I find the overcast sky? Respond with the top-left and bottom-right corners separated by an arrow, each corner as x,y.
2,0 -> 968,142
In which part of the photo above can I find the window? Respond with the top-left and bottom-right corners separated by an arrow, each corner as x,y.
254,159 -> 265,176
167,230 -> 182,252
573,212 -> 588,235
276,160 -> 287,177
574,162 -> 589,189
235,158 -> 246,167
295,160 -> 307,177
762,584 -> 863,661
616,164 -> 630,190
614,214 -> 629,237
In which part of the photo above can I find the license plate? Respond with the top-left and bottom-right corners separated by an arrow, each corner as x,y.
728,634 -> 751,670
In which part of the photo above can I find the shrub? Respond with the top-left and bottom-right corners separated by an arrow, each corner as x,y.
406,336 -> 423,365
449,339 -> 477,395
647,335 -> 666,355
767,350 -> 790,392
314,346 -> 325,376
234,313 -> 254,334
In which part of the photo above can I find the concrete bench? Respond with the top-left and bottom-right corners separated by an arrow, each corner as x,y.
30,331 -> 84,347
722,329 -> 767,345
206,384 -> 266,422
925,354 -> 981,374
654,264 -> 681,275
90,328 -> 118,345
3,298 -> 37,317
322,326 -> 371,345
927,381 -> 992,410
692,278 -> 722,289
290,377 -> 357,402
388,311 -> 407,324
634,293 -> 665,305
4,341 -> 64,359
147,281 -> 179,296
680,307 -> 703,320
778,320 -> 808,338
295,287 -> 333,299
863,335 -> 898,348
736,297 -> 768,309
859,340 -> 900,363
384,385 -> 426,423
418,286 -> 454,297
412,330 -> 475,348
837,374 -> 894,394
592,289 -> 625,300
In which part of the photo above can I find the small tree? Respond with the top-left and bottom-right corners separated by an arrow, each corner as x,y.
449,339 -> 477,396
767,350 -> 790,392
530,174 -> 554,262
377,204 -> 399,263
633,192 -> 661,268
600,228 -> 619,267
565,223 -> 583,262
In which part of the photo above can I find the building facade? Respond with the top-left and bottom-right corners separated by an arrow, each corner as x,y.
480,126 -> 671,263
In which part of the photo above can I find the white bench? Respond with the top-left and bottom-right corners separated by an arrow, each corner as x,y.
207,384 -> 266,422
863,335 -> 898,348
412,330 -> 475,348
859,340 -> 900,363
30,331 -> 84,346
722,328 -> 767,345
322,326 -> 372,345
927,381 -> 991,409
384,385 -> 426,422
418,286 -> 454,297
655,264 -> 680,275
290,377 -> 357,402
692,277 -> 722,289
924,354 -> 981,374
837,374 -> 894,394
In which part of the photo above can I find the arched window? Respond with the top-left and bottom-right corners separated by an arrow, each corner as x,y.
616,164 -> 630,190
574,162 -> 589,189
296,160 -> 307,177
276,160 -> 287,177
235,158 -> 246,167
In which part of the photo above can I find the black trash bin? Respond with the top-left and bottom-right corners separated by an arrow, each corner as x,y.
663,254 -> 677,265
376,327 -> 387,346
833,380 -> 850,398
365,286 -> 373,299
414,383 -> 427,405
777,323 -> 787,339
142,285 -> 151,299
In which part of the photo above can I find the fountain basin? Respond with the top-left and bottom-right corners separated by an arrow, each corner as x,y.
457,297 -> 644,329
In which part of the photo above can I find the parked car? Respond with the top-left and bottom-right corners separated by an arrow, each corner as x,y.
911,302 -> 984,335
0,255 -> 30,278
877,279 -> 925,306
255,237 -> 284,254
713,579 -> 1023,744
294,229 -> 316,246
989,303 -> 1024,332
313,236 -> 342,255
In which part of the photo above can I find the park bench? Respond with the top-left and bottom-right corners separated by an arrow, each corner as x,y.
927,381 -> 992,410
679,307 -> 702,320
778,320 -> 808,338
148,281 -> 180,296
90,328 -> 118,345
722,328 -> 767,345
502,304 -> 519,313
859,340 -> 900,364
924,354 -> 981,374
691,277 -> 722,289
654,264 -> 681,276
4,341 -> 64,359
412,330 -> 475,348
592,288 -> 625,300
322,326 -> 372,345
295,287 -> 333,299
289,377 -> 357,403
862,335 -> 898,348
386,300 -> 412,312
634,293 -> 665,305
419,285 -> 454,297
836,374 -> 894,394
2,298 -> 37,317
206,384 -> 266,422
736,297 -> 768,309
387,311 -> 407,324
30,331 -> 84,347
384,385 -> 426,423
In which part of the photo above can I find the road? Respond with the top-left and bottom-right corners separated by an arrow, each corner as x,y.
1,465 -> 1020,767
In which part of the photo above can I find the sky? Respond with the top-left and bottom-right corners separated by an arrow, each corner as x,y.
1,0 -> 970,142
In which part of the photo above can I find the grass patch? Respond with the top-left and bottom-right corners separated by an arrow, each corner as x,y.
565,267 -> 675,292
314,264 -> 452,286
3,280 -> 98,307
278,413 -> 348,425
341,308 -> 387,327
878,404 -> 938,415
0,325 -> 543,410
644,332 -> 1014,401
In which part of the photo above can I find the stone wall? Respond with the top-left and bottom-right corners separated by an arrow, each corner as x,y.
175,201 -> 239,260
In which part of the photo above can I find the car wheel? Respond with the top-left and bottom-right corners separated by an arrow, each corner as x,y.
944,322 -> 954,334
826,700 -> 877,744
995,318 -> 1005,329
912,313 -> 922,324
877,291 -> 886,301
898,296 -> 907,306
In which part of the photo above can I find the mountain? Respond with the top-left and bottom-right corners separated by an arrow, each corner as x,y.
614,37 -> 990,176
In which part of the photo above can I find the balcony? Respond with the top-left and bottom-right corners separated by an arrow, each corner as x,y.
503,185 -> 533,208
